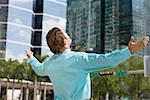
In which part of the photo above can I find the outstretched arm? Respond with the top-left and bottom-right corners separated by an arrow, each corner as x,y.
25,50 -> 48,76
77,37 -> 149,72
77,47 -> 132,72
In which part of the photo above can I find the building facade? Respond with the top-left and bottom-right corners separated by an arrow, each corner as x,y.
132,0 -> 150,55
67,0 -> 150,54
0,0 -> 66,60
105,0 -> 132,52
66,0 -> 101,52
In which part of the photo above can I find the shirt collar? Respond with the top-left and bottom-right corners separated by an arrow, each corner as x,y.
64,48 -> 71,53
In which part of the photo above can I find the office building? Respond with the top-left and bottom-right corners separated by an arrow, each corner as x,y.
66,0 -> 101,52
67,0 -> 150,54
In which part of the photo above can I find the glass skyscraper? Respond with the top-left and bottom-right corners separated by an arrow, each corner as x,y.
104,0 -> 150,53
67,0 -> 150,54
105,0 -> 132,52
132,0 -> 150,55
66,0 -> 101,52
0,0 -> 66,60
0,0 -> 33,61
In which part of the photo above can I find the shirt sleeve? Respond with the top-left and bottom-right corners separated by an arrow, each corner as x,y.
29,56 -> 49,76
77,47 -> 133,72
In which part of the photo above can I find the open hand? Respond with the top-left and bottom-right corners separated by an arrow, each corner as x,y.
25,50 -> 33,58
128,36 -> 149,53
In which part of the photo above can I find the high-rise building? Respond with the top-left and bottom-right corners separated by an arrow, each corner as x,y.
67,0 -> 150,54
66,0 -> 132,53
105,0 -> 132,52
0,0 -> 8,58
66,0 -> 101,52
103,0 -> 150,53
0,0 -> 33,61
0,0 -> 66,61
132,0 -> 150,55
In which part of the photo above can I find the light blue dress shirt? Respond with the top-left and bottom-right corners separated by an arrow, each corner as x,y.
29,47 -> 132,100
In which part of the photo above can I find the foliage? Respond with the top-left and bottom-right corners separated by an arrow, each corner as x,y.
92,56 -> 150,99
0,55 -> 49,82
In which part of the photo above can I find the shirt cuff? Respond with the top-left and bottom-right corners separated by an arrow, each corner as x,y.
29,55 -> 36,63
123,47 -> 133,57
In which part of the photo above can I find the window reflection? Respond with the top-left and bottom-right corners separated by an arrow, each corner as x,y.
44,0 -> 66,18
9,0 -> 33,10
8,7 -> 32,27
6,25 -> 31,43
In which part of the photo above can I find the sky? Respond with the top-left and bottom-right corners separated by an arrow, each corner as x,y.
5,0 -> 66,62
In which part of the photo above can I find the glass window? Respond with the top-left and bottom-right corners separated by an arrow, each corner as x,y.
5,24 -> 31,59
132,0 -> 144,9
44,0 -> 66,18
6,43 -> 31,61
3,0 -> 34,60
9,0 -> 33,10
42,16 -> 66,33
6,25 -> 31,43
8,7 -> 32,27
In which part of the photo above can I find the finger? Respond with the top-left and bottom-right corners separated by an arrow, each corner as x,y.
25,50 -> 31,55
129,36 -> 135,43
130,36 -> 135,41
141,36 -> 149,42
144,36 -> 149,42
143,39 -> 149,46
26,50 -> 31,54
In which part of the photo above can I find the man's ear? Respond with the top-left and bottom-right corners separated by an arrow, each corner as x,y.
64,38 -> 68,45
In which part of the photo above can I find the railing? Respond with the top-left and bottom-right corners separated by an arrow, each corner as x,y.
0,78 -> 53,100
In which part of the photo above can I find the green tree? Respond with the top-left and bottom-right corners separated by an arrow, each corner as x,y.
92,56 -> 150,99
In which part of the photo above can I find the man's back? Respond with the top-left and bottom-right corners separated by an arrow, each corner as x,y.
44,49 -> 91,99
29,48 -> 132,100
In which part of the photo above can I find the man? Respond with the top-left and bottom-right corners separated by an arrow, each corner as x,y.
26,27 -> 149,100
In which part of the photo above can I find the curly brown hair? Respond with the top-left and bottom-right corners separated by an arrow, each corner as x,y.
46,27 -> 67,54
